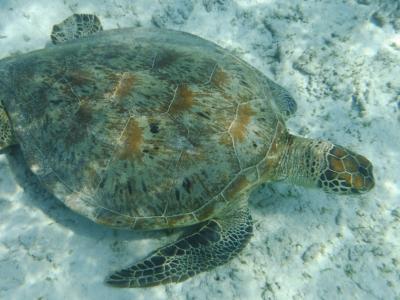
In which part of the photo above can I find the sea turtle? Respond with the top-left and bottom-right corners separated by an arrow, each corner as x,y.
0,14 -> 374,288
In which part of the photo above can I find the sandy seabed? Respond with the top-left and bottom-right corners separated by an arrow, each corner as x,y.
0,1 -> 399,299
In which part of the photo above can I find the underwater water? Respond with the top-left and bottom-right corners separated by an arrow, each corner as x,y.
0,0 -> 399,299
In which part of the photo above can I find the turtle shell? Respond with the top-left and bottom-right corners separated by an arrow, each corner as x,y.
0,28 -> 285,230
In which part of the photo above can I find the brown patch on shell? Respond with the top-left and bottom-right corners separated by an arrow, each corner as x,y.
195,201 -> 216,221
211,67 -> 229,88
133,216 -> 168,230
94,208 -> 136,228
218,133 -> 232,146
169,84 -> 194,114
223,174 -> 250,199
269,141 -> 278,154
166,213 -> 194,228
230,103 -> 255,143
118,118 -> 143,160
65,70 -> 93,86
64,100 -> 93,146
105,72 -> 120,82
113,72 -> 136,99
154,50 -> 180,69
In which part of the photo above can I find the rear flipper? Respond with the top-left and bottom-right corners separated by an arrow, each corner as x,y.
106,206 -> 253,288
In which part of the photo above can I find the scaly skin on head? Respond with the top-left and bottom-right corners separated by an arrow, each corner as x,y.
277,135 -> 374,194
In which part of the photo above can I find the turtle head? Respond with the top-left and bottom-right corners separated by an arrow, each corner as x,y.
318,144 -> 374,194
280,136 -> 374,195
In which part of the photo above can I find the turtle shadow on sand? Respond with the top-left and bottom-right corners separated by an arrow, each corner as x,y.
4,145 -> 170,243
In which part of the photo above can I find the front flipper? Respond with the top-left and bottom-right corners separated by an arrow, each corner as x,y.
51,14 -> 103,45
106,206 -> 253,288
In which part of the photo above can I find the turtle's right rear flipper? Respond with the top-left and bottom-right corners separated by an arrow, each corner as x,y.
51,14 -> 103,45
105,206 -> 253,288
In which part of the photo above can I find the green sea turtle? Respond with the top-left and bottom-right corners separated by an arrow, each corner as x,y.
0,14 -> 374,287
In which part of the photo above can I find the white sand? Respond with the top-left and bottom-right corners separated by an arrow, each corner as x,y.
0,0 -> 399,299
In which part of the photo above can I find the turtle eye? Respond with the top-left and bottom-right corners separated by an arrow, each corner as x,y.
318,145 -> 374,194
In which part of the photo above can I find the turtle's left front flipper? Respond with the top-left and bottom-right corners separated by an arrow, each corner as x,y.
106,205 -> 253,288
